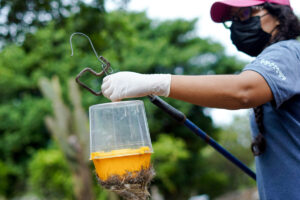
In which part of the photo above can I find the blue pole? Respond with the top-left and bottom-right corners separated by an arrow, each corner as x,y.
184,119 -> 256,180
148,95 -> 256,181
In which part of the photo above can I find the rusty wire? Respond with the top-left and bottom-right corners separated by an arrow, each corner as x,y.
70,32 -> 113,96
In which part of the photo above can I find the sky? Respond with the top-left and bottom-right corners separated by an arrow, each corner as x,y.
105,0 -> 300,125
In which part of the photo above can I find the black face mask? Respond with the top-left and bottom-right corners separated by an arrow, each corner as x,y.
230,16 -> 271,57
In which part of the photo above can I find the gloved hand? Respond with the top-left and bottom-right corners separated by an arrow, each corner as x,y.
101,72 -> 171,101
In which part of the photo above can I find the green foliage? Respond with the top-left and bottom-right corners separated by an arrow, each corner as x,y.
0,97 -> 50,197
0,161 -> 8,195
28,147 -> 74,200
0,0 -> 105,44
0,160 -> 12,196
198,116 -> 256,197
152,134 -> 190,193
0,5 -> 247,199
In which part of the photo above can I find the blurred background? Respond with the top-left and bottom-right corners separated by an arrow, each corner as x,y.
1,0 -> 298,199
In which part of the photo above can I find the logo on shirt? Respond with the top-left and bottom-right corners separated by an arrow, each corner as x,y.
260,59 -> 287,81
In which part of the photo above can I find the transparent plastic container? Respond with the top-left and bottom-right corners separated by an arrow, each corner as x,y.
89,100 -> 153,180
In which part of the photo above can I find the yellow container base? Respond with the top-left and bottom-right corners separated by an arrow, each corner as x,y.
91,147 -> 152,181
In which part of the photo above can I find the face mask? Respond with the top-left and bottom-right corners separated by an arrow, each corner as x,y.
230,16 -> 271,57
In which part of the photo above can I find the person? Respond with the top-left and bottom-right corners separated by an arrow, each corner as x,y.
101,0 -> 300,199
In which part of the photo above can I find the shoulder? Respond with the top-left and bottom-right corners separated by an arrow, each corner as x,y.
260,40 -> 300,58
244,40 -> 300,108
245,39 -> 300,83
253,40 -> 300,68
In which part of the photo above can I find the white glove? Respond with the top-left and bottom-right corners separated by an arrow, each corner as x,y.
101,72 -> 171,101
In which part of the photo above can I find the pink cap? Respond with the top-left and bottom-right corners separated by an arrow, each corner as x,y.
211,0 -> 291,22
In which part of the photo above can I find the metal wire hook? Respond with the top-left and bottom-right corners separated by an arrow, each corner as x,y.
70,32 -> 112,74
69,32 -> 113,96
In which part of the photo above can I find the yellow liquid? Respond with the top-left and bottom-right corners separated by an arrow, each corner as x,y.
91,146 -> 151,181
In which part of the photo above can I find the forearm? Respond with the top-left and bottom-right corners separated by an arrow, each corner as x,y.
169,73 -> 272,109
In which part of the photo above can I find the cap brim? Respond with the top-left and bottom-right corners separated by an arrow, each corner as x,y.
211,0 -> 264,22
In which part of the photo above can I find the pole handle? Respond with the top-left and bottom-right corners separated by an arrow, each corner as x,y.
148,95 -> 186,123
